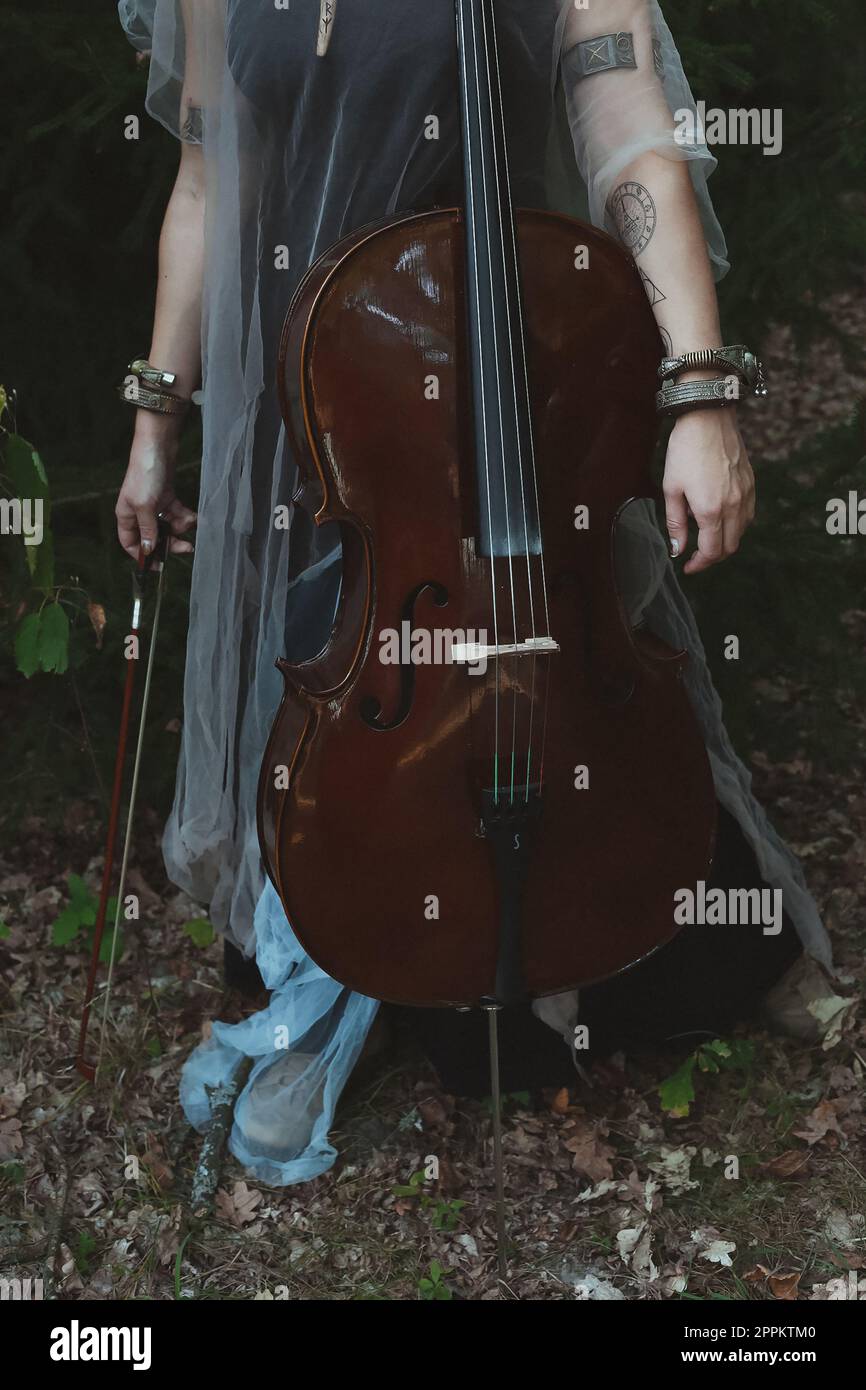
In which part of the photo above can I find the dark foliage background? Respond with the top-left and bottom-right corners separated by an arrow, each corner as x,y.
1,0 -> 865,830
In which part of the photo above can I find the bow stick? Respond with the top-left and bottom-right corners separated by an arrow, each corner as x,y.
76,521 -> 169,1081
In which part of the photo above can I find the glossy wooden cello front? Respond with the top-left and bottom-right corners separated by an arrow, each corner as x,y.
258,0 -> 716,1010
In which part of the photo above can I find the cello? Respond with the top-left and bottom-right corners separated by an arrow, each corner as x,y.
258,0 -> 716,1267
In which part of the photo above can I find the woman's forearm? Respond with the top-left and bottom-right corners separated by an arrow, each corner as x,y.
607,152 -> 724,378
563,0 -> 725,379
133,141 -> 205,445
116,141 -> 204,559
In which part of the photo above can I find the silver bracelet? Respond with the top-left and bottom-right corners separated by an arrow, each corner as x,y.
655,377 -> 739,417
117,381 -> 189,417
659,346 -> 767,396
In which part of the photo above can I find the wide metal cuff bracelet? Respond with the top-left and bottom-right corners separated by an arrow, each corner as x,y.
117,381 -> 189,416
655,377 -> 741,417
659,346 -> 767,395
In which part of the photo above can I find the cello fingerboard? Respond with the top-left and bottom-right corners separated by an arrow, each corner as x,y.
456,0 -> 542,561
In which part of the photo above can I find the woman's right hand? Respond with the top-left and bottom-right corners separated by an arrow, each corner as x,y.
115,422 -> 197,560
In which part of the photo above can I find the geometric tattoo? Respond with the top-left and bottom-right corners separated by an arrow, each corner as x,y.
639,270 -> 667,307
181,104 -> 203,143
606,181 -> 657,255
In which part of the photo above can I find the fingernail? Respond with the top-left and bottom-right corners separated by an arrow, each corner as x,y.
668,537 -> 680,558
142,539 -> 153,553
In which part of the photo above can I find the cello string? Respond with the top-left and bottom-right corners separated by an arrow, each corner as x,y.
469,0 -> 520,803
488,0 -> 554,797
476,0 -> 530,805
482,0 -> 541,800
458,0 -> 501,802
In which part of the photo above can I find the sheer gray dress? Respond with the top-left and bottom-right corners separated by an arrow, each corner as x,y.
118,0 -> 829,1182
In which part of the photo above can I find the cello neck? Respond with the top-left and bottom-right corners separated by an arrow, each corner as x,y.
455,0 -> 540,561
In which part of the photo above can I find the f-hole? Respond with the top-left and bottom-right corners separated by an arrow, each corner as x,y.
359,580 -> 449,731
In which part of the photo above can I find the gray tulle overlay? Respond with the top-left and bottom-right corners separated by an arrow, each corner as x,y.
119,0 -> 829,1184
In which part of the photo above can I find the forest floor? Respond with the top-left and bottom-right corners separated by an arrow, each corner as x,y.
1,755 -> 863,1303
1,287 -> 865,1302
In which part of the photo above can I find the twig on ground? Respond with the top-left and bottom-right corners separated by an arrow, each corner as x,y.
189,1057 -> 253,1217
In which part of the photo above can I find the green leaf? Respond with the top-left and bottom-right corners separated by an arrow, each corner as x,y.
97,925 -> 122,966
419,1261 -> 452,1300
0,921 -> 9,940
4,432 -> 48,506
74,1230 -> 97,1275
182,917 -> 214,949
14,611 -> 41,677
697,1039 -> 740,1074
658,1054 -> 697,1118
724,1039 -> 756,1071
27,526 -> 54,588
68,874 -> 97,924
51,877 -> 100,947
52,905 -> 84,947
37,601 -> 69,674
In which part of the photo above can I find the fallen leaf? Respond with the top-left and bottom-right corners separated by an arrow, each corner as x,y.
563,1118 -> 615,1183
87,603 -> 106,648
550,1087 -> 570,1115
647,1145 -> 699,1195
759,1149 -> 811,1178
572,1272 -> 626,1301
769,1270 -> 802,1300
692,1229 -> 736,1267
793,1100 -> 845,1146
216,1181 -> 263,1228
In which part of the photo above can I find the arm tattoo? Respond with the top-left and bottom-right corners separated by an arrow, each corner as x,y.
563,31 -> 637,82
180,103 -> 203,143
639,270 -> 666,308
562,30 -> 665,85
606,181 -> 657,256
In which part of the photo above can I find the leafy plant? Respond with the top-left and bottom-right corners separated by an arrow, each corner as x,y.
1,389 -> 104,680
418,1260 -> 453,1301
51,873 -> 122,965
74,1230 -> 98,1276
392,1169 -> 467,1232
182,918 -> 215,949
659,1038 -> 756,1118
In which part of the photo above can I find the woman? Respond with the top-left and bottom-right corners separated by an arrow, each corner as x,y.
115,0 -> 830,1184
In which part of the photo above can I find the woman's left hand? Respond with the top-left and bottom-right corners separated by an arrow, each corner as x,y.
662,407 -> 756,575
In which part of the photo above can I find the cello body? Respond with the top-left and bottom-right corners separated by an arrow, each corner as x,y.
257,205 -> 716,1007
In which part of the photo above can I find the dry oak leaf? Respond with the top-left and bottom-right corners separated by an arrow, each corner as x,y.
216,1180 -> 263,1228
414,1081 -> 455,1132
563,1117 -> 615,1183
550,1087 -> 571,1115
141,1142 -> 174,1189
758,1149 -> 811,1179
793,1100 -> 845,1146
769,1270 -> 802,1301
87,602 -> 106,647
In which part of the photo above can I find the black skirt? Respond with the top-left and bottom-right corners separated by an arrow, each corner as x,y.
396,803 -> 802,1096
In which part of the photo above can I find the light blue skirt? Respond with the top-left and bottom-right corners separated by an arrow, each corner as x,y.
180,877 -> 380,1185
